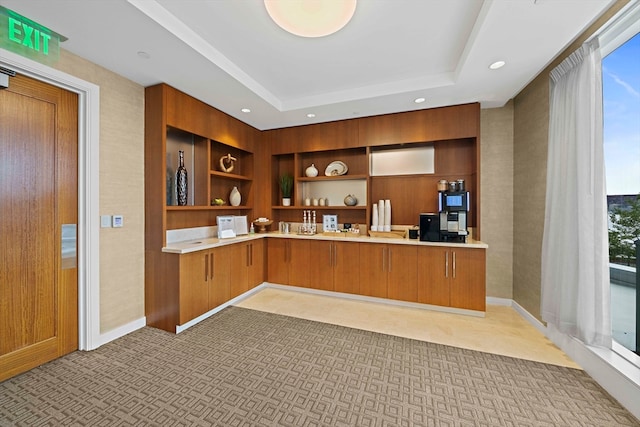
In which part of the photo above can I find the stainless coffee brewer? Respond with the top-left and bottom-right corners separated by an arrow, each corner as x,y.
438,180 -> 469,243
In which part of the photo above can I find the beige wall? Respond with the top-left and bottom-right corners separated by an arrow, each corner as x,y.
481,102 -> 514,299
53,50 -> 146,333
512,0 -> 629,320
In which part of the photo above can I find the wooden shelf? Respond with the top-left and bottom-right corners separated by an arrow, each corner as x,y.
272,205 -> 366,210
166,205 -> 252,211
297,174 -> 367,182
210,170 -> 252,181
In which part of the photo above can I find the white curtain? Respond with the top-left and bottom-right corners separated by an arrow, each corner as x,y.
541,39 -> 612,348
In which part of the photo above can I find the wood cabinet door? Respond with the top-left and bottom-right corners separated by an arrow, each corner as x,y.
288,239 -> 310,288
248,240 -> 266,289
359,243 -> 387,298
333,241 -> 360,295
228,244 -> 249,299
209,248 -> 231,309
417,246 -> 450,307
179,252 -> 209,325
387,245 -> 418,302
449,248 -> 486,311
308,240 -> 334,291
267,239 -> 289,284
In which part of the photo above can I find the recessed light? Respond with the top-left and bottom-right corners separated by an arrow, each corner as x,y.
414,97 -> 426,104
137,51 -> 150,59
489,61 -> 505,70
241,108 -> 251,113
307,113 -> 316,118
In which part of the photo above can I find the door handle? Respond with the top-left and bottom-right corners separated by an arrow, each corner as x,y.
452,251 -> 456,279
210,252 -> 214,280
205,253 -> 209,282
445,251 -> 449,278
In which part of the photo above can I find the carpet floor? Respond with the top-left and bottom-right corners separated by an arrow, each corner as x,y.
0,306 -> 638,426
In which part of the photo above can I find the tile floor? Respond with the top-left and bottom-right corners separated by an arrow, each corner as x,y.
235,286 -> 580,369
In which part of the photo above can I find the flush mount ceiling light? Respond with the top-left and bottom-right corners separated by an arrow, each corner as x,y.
414,97 -> 426,104
264,0 -> 357,38
489,60 -> 506,70
241,108 -> 251,113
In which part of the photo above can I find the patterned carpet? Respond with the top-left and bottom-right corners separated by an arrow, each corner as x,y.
0,306 -> 638,427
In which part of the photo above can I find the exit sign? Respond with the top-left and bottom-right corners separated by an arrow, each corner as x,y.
0,6 -> 66,64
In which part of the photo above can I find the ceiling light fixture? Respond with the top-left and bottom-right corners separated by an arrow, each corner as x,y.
241,108 -> 251,113
414,97 -> 426,104
307,113 -> 316,118
489,61 -> 506,70
264,0 -> 357,38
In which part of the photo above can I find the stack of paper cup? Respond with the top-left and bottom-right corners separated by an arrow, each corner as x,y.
371,205 -> 379,231
384,200 -> 391,232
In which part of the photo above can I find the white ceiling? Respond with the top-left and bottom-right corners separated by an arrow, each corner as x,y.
1,0 -> 614,130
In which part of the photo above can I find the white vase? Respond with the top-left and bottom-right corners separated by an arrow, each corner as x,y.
305,163 -> 318,177
230,186 -> 241,206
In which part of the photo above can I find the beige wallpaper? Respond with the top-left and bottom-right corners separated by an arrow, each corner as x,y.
512,0 -> 629,320
54,50 -> 145,333
480,103 -> 514,299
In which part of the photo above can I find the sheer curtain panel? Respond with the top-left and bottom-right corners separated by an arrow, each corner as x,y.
541,39 -> 612,348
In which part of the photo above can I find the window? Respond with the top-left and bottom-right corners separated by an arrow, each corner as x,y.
601,12 -> 640,358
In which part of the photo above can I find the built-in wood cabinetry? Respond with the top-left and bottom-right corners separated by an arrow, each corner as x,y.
417,246 -> 486,311
307,240 -> 361,293
264,103 -> 481,237
145,85 -> 484,331
359,243 -> 418,300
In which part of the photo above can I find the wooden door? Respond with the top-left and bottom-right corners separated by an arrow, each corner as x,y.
359,243 -> 387,298
267,239 -> 288,284
288,239 -> 310,288
178,252 -> 209,325
0,73 -> 78,381
449,248 -> 486,311
308,240 -> 334,291
209,248 -> 231,308
228,244 -> 249,299
334,241 -> 360,295
387,245 -> 418,302
417,246 -> 451,307
247,240 -> 265,289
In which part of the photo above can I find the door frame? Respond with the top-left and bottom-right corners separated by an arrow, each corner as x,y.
1,48 -> 101,351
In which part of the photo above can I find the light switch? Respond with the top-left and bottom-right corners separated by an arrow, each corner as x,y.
101,215 -> 112,228
112,215 -> 124,228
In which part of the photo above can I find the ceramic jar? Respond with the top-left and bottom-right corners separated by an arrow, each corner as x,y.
305,164 -> 318,177
230,186 -> 241,206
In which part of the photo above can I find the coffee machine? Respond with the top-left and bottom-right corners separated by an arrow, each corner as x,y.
438,190 -> 469,243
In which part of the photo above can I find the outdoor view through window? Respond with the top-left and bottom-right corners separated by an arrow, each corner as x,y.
603,31 -> 640,355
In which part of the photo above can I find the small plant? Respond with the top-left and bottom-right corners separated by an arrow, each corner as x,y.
279,173 -> 293,198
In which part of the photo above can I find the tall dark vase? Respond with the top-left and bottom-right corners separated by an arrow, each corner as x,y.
176,150 -> 188,206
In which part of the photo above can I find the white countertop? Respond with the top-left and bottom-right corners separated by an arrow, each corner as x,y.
163,232 -> 488,254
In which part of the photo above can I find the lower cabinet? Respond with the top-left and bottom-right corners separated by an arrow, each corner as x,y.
308,240 -> 360,293
359,243 -> 417,301
417,246 -> 486,311
267,238 -> 309,287
175,240 -> 266,329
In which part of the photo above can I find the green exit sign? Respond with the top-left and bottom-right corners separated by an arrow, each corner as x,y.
0,6 -> 66,64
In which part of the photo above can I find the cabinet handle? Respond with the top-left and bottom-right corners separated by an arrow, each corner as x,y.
205,254 -> 209,282
211,252 -> 215,280
333,243 -> 338,267
387,248 -> 391,273
329,243 -> 333,267
382,247 -> 386,272
250,244 -> 253,266
452,251 -> 456,279
247,244 -> 250,267
445,251 -> 449,278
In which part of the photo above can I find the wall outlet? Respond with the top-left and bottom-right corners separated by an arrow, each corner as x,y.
112,215 -> 124,228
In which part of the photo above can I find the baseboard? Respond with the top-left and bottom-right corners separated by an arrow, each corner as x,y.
506,299 -> 640,421
97,316 -> 146,347
263,283 -> 486,317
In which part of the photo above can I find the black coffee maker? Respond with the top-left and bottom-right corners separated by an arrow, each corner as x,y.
420,180 -> 469,243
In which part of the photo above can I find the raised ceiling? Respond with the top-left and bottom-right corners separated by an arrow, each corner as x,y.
1,0 -> 614,130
